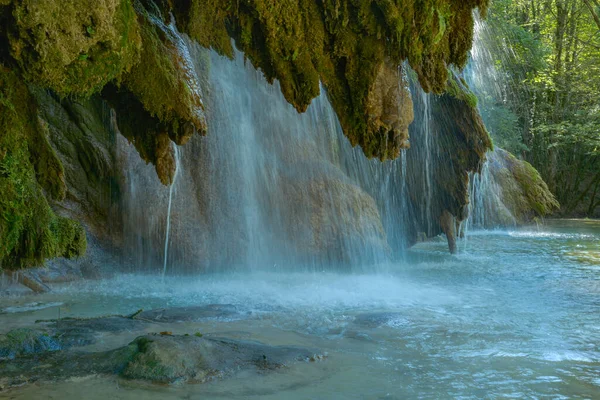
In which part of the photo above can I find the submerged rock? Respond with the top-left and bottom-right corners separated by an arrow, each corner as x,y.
45,316 -> 147,347
0,333 -> 324,389
122,334 -> 323,384
0,328 -> 62,360
0,317 -> 147,357
134,304 -> 242,323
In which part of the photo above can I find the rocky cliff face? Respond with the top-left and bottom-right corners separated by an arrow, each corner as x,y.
0,0 -> 503,269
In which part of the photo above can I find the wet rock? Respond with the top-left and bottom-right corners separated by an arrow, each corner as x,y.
0,334 -> 324,389
487,148 -> 559,225
134,304 -> 241,323
0,341 -> 138,390
440,210 -> 458,254
154,131 -> 177,185
80,261 -> 102,280
122,334 -> 322,383
366,60 -> 414,158
279,175 -> 390,265
0,328 -> 62,360
30,263 -> 83,284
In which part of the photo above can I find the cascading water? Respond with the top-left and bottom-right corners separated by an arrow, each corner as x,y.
118,9 -> 461,272
460,15 -> 519,234
421,91 -> 433,236
162,144 -> 181,279
119,43 -> 444,270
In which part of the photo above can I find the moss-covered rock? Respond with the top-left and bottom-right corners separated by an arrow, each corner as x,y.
489,148 -> 559,222
0,328 -> 61,360
173,0 -> 488,160
0,0 -> 491,267
7,0 -> 141,97
0,331 -> 323,389
429,85 -> 492,220
0,67 -> 86,270
123,2 -> 207,141
446,69 -> 478,109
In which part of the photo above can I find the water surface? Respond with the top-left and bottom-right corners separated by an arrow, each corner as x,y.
1,220 -> 599,399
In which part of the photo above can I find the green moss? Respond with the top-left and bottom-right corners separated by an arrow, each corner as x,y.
0,328 -> 62,359
446,70 -> 478,108
173,0 -> 489,160
8,0 -> 141,97
493,149 -> 559,220
0,67 -> 86,270
510,154 -> 560,216
123,2 -> 207,141
122,337 -> 175,382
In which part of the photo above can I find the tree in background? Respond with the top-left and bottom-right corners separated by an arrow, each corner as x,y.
470,0 -> 600,216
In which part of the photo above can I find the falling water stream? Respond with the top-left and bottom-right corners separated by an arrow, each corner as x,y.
421,92 -> 433,236
162,144 -> 181,280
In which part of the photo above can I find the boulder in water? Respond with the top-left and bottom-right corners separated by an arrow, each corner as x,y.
122,334 -> 323,384
0,333 -> 324,389
487,148 -> 559,225
0,328 -> 62,360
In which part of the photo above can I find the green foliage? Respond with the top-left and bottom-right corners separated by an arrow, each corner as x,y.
472,0 -> 600,216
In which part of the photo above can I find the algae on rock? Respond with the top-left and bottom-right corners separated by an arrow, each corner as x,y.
174,0 -> 489,160
8,0 -> 141,97
0,0 -> 496,267
489,148 -> 559,223
0,67 -> 86,270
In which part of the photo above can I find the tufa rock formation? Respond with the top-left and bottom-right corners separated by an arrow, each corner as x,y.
0,0 -> 497,268
486,148 -> 559,226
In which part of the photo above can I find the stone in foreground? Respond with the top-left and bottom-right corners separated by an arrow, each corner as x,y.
0,333 -> 324,390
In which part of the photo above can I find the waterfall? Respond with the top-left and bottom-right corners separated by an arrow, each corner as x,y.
460,15 -> 520,235
162,144 -> 181,279
421,92 -> 433,236
118,20 -> 451,271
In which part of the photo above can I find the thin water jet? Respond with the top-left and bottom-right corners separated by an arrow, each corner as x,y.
162,144 -> 181,280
